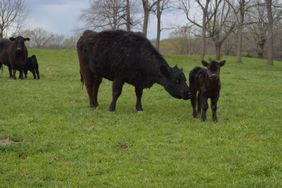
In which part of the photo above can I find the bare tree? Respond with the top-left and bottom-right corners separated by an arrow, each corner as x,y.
20,28 -> 53,48
0,0 -> 27,38
228,0 -> 252,63
265,0 -> 274,65
179,0 -> 214,60
206,0 -> 237,60
246,0 -> 281,59
126,0 -> 131,31
80,0 -> 137,31
153,0 -> 170,50
141,0 -> 158,36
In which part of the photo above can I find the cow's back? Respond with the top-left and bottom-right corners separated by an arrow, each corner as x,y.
89,30 -> 160,83
0,39 -> 11,65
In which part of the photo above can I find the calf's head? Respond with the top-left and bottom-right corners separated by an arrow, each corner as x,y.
202,60 -> 225,80
160,65 -> 191,100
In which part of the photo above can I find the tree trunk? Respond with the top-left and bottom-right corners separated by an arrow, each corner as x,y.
126,0 -> 131,31
201,17 -> 207,60
201,2 -> 209,60
215,43 -> 222,60
236,0 -> 246,64
142,1 -> 149,37
156,0 -> 161,50
236,24 -> 243,63
265,0 -> 273,65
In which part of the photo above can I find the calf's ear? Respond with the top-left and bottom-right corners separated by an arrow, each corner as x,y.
24,38 -> 30,41
9,37 -> 15,41
160,65 -> 170,78
201,60 -> 209,67
219,60 -> 226,67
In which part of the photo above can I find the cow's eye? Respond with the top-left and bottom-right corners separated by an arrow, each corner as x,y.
176,78 -> 181,84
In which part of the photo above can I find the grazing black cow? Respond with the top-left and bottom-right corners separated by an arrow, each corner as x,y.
0,36 -> 30,79
189,60 -> 225,122
77,30 -> 191,112
25,55 -> 40,79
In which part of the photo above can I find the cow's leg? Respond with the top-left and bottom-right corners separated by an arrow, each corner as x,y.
82,70 -> 96,108
24,70 -> 28,79
7,66 -> 12,78
201,95 -> 208,121
135,87 -> 143,112
12,68 -> 16,80
91,76 -> 102,108
191,90 -> 197,118
19,70 -> 24,80
109,79 -> 124,112
211,97 -> 218,122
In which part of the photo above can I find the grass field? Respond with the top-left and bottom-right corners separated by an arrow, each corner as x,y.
0,48 -> 281,187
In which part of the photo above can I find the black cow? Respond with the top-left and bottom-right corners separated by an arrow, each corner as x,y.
77,30 -> 191,112
189,60 -> 225,122
25,55 -> 40,79
0,36 -> 30,79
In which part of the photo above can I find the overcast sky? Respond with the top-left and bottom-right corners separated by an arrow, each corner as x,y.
25,0 -> 187,39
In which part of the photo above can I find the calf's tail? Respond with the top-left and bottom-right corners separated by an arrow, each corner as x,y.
189,67 -> 202,87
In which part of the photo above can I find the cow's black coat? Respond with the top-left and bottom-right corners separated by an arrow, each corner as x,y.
0,36 -> 30,79
77,30 -> 190,112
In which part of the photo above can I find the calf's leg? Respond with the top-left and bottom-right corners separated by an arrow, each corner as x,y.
109,79 -> 124,112
31,70 -> 36,79
135,87 -> 143,112
197,91 -> 201,115
191,91 -> 197,118
201,96 -> 208,121
211,98 -> 218,122
36,68 -> 40,79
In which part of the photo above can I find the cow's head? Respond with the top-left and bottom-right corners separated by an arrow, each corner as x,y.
9,36 -> 30,53
160,65 -> 191,100
202,60 -> 225,80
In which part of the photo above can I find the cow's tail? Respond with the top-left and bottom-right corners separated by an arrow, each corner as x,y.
80,72 -> 84,89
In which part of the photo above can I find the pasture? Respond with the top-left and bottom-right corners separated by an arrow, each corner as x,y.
0,48 -> 281,187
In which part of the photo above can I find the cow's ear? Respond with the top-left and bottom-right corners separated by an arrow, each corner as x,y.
219,60 -> 226,67
24,38 -> 30,41
201,60 -> 208,67
9,37 -> 15,41
160,65 -> 170,78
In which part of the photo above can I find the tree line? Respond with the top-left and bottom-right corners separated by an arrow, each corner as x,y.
1,0 -> 281,64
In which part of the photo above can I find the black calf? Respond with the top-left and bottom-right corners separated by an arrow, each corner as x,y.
189,60 -> 225,122
25,55 -> 40,79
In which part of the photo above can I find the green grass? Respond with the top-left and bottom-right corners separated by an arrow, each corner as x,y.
0,49 -> 281,187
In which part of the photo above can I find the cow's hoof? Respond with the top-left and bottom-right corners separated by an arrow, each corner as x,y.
137,111 -> 143,114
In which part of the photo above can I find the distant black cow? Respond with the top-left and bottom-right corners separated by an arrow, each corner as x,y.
0,36 -> 30,79
189,60 -> 225,122
25,55 -> 40,79
77,30 -> 191,112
